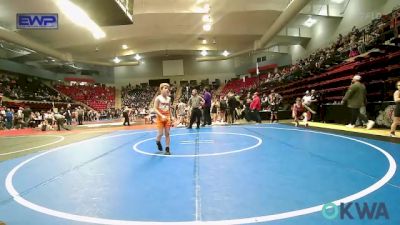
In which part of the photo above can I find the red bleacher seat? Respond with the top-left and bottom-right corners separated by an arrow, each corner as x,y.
55,84 -> 115,111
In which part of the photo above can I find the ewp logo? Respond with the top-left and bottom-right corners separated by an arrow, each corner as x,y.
322,202 -> 389,220
17,14 -> 58,29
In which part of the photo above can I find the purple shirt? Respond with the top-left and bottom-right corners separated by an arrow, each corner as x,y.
203,91 -> 211,107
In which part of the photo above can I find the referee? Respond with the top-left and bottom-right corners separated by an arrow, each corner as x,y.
187,89 -> 205,129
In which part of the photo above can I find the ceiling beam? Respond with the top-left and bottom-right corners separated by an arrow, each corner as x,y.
0,27 -> 139,67
196,0 -> 312,61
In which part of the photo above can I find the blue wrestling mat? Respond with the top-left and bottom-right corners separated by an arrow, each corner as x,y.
0,124 -> 399,225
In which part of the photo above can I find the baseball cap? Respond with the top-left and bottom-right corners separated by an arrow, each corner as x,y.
353,75 -> 362,81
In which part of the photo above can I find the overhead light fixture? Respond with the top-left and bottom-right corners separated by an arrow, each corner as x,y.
202,14 -> 212,23
204,4 -> 211,13
113,57 -> 121,63
56,0 -> 105,39
122,44 -> 128,49
331,0 -> 345,3
201,50 -> 208,56
222,50 -> 230,57
202,39 -> 207,44
203,23 -> 212,31
303,17 -> 317,27
134,54 -> 142,61
69,63 -> 81,69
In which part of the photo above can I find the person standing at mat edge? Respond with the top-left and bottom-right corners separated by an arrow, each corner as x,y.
250,92 -> 262,123
154,83 -> 174,155
202,87 -> 212,126
390,80 -> 400,137
341,75 -> 375,129
188,89 -> 205,129
123,106 -> 130,126
77,106 -> 84,125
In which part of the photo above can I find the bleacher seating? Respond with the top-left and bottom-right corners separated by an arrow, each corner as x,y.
219,6 -> 400,105
221,77 -> 258,95
0,72 -> 70,102
271,49 -> 400,103
55,84 -> 115,111
121,85 -> 157,110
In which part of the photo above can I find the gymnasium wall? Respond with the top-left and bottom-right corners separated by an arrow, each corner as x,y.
289,0 -> 400,62
232,48 -> 292,76
114,56 -> 236,87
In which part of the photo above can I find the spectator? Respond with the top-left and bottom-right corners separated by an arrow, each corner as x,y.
227,91 -> 238,124
123,106 -> 130,126
310,89 -> 321,121
302,91 -> 312,106
219,96 -> 227,123
390,80 -> 400,137
5,108 -> 13,129
54,111 -> 70,131
250,92 -> 261,123
202,87 -> 212,126
64,104 -> 72,125
268,90 -> 282,123
77,106 -> 84,125
211,98 -> 218,123
14,107 -> 24,129
341,75 -> 375,129
177,99 -> 187,127
349,45 -> 360,58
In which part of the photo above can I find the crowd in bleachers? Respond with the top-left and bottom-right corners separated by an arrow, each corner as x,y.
263,10 -> 397,86
121,84 -> 158,113
214,6 -> 400,133
0,73 -> 71,102
222,6 -> 400,103
55,83 -> 115,111
0,102 -> 124,130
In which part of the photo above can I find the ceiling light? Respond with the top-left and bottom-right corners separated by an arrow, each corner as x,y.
122,44 -> 128,49
201,50 -> 208,56
202,14 -> 212,23
134,54 -> 141,60
331,0 -> 345,3
113,57 -> 121,63
202,39 -> 207,44
56,0 -> 105,39
203,23 -> 212,31
222,50 -> 230,57
303,17 -> 317,27
204,4 -> 211,13
193,7 -> 205,13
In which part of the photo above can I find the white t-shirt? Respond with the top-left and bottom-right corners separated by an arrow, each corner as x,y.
177,102 -> 186,115
302,95 -> 312,106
